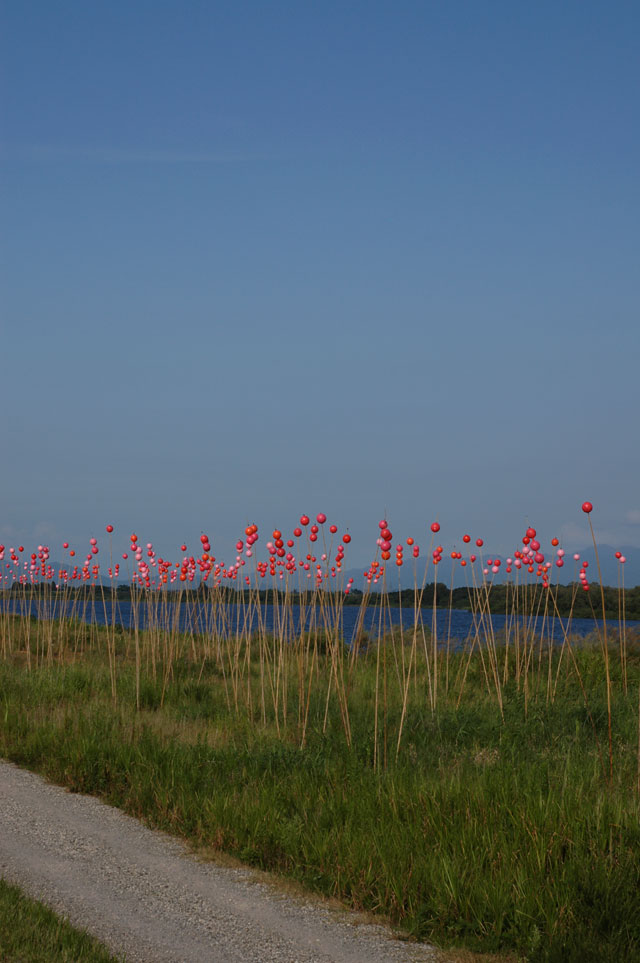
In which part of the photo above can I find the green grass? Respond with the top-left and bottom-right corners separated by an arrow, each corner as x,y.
0,878 -> 122,963
1,620 -> 640,962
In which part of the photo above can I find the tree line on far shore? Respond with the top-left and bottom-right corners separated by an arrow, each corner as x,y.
4,580 -> 640,621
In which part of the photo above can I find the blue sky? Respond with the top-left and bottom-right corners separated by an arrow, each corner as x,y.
2,1 -> 639,572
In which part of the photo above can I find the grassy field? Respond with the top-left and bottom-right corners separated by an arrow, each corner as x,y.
0,878 -> 122,963
1,608 -> 640,962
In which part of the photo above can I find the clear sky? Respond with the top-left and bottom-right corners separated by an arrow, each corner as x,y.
2,0 -> 639,571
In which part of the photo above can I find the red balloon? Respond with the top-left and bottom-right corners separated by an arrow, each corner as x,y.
329,525 -> 338,534
342,533 -> 351,544
300,515 -> 310,526
582,501 -> 593,514
463,534 -> 470,543
430,522 -> 440,533
476,538 -> 483,547
106,525 -> 114,533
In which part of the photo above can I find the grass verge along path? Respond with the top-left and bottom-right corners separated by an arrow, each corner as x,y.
1,622 -> 640,962
0,878 -> 122,963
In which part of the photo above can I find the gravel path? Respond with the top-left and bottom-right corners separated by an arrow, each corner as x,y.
0,761 -> 440,963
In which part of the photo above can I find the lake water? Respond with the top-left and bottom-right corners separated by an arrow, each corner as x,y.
2,596 -> 636,648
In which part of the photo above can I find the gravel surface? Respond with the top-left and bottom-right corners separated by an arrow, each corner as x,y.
0,760 -> 440,963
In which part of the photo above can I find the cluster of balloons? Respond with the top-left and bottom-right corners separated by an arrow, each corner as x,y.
0,502 -> 630,592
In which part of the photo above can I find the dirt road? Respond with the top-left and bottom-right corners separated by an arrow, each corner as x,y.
0,760 -> 439,963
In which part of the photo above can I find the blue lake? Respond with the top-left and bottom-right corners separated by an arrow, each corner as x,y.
2,596 -> 636,648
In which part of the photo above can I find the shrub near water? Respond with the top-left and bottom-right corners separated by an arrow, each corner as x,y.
2,632 -> 640,963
